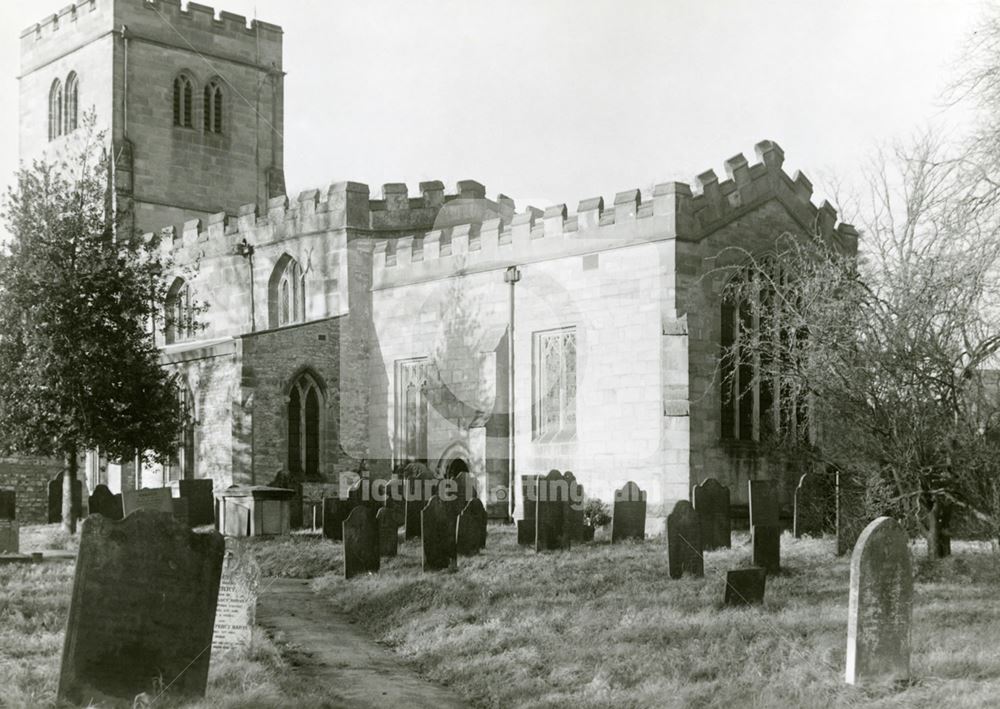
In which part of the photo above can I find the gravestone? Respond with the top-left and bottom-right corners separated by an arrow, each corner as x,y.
269,472 -> 303,530
421,495 -> 457,571
47,472 -> 83,524
564,472 -> 586,543
0,487 -> 14,520
724,567 -> 767,606
343,506 -> 380,579
536,470 -> 571,552
172,497 -> 190,527
456,498 -> 488,556
751,525 -> 781,573
383,478 -> 406,529
611,480 -> 646,542
794,472 -> 832,538
748,480 -> 780,528
846,516 -> 913,686
404,477 -> 438,540
122,488 -> 174,517
180,479 -> 216,527
57,509 -> 224,703
0,519 -> 18,554
224,502 -> 250,537
693,478 -> 731,550
376,507 -> 398,558
837,471 -> 869,556
666,500 -> 703,578
88,485 -> 123,521
211,542 -> 260,659
322,497 -> 353,541
517,474 -> 540,545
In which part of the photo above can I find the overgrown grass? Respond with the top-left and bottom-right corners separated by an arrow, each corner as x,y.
308,526 -> 1000,709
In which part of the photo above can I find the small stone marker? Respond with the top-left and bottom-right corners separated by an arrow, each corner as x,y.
748,480 -> 780,528
376,507 -> 398,558
122,487 -> 174,517
693,478 -> 731,550
211,542 -> 260,659
794,472 -> 832,538
47,472 -> 83,523
456,498 -> 488,556
724,567 -> 767,606
564,472 -> 586,543
88,485 -> 123,521
836,471 -> 869,556
343,506 -> 380,579
0,487 -> 15,520
421,495 -> 457,571
517,474 -> 540,545
611,480 -> 647,542
322,497 -> 352,541
666,500 -> 703,578
57,509 -> 224,703
751,524 -> 781,573
180,479 -> 216,526
0,518 -> 18,554
846,516 -> 913,686
536,470 -> 571,551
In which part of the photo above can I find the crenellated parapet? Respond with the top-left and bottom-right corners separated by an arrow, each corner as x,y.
370,140 -> 858,289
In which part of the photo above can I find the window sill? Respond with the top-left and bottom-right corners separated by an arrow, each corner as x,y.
533,429 -> 577,445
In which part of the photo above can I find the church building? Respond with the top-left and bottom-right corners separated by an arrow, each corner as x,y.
11,0 -> 857,529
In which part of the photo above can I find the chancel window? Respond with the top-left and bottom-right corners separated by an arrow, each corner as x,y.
204,81 -> 223,133
165,278 -> 193,344
396,359 -> 430,465
534,327 -> 577,440
288,372 -> 322,478
173,75 -> 193,128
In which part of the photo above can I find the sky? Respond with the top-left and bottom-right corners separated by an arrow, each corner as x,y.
0,0 -> 987,213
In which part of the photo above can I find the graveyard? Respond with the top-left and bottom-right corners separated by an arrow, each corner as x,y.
1,511 -> 999,708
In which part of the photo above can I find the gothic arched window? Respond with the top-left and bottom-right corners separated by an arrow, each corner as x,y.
204,81 -> 223,133
173,75 -> 193,128
48,79 -> 63,141
63,72 -> 79,134
396,359 -> 430,465
165,277 -> 193,344
287,372 -> 323,478
268,255 -> 306,328
168,385 -> 196,482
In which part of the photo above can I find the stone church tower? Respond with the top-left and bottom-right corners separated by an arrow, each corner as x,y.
18,0 -> 285,237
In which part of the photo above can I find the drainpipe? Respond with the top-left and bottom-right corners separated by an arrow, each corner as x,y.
504,265 -> 521,521
121,25 -> 128,140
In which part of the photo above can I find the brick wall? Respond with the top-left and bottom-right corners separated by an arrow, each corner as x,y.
0,457 -> 64,524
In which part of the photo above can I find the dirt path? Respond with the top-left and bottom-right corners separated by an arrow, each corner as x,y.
256,577 -> 469,709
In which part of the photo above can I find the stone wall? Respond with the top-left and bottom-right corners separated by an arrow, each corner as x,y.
0,457 -> 64,524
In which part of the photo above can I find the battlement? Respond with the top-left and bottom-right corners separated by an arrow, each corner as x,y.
21,0 -> 104,41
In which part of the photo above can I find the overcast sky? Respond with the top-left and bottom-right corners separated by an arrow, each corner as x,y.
0,0 -> 985,213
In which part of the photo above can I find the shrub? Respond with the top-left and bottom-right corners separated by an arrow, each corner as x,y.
583,497 -> 612,528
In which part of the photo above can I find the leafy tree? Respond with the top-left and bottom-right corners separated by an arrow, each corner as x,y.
0,115 -> 185,533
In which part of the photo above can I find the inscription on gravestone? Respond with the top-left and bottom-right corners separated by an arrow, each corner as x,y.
846,517 -> 913,686
612,480 -> 647,543
211,543 -> 261,658
666,500 -> 703,578
343,506 -> 380,579
88,485 -> 123,521
421,496 -> 457,571
376,507 -> 398,558
748,480 -> 780,528
58,510 -> 224,703
536,470 -> 571,552
751,524 -> 781,573
693,478 -> 731,550
724,567 -> 767,606
122,488 -> 174,517
456,498 -> 488,556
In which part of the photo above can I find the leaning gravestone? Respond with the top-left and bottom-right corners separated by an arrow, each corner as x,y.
666,500 -> 703,578
536,470 -> 571,552
376,507 -> 398,558
693,478 -> 731,550
211,542 -> 261,659
752,525 -> 781,573
517,474 -> 540,545
421,495 -> 457,571
794,472 -> 832,538
122,488 -> 175,517
836,471 -> 869,556
724,567 -> 767,606
611,480 -> 647,542
748,480 -> 780,528
47,472 -> 83,524
58,509 -> 224,703
343,506 -> 380,579
88,485 -> 123,521
180,479 -> 216,527
846,516 -> 913,686
564,472 -> 586,543
456,498 -> 488,556
322,497 -> 353,542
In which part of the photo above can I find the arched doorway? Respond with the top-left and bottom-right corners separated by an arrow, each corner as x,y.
446,457 -> 469,479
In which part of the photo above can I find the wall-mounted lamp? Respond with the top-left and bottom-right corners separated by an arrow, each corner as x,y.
236,238 -> 255,259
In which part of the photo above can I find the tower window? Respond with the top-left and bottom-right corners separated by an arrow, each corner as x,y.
64,72 -> 79,134
173,75 -> 193,128
48,79 -> 63,141
204,81 -> 223,133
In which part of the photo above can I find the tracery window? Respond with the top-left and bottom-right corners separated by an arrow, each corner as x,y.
288,372 -> 323,478
395,359 -> 430,465
48,79 -> 63,141
534,327 -> 577,440
173,75 -> 193,128
165,277 -> 193,344
204,81 -> 223,133
63,72 -> 79,134
269,255 -> 306,328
